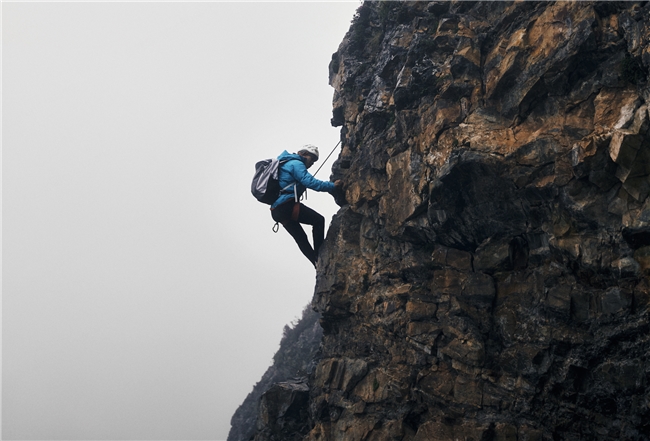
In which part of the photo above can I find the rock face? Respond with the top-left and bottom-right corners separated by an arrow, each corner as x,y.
228,307 -> 322,441
246,1 -> 650,440
254,379 -> 311,441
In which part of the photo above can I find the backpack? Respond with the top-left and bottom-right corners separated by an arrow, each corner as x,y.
251,158 -> 292,205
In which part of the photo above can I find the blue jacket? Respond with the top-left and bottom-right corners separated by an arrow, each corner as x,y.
271,150 -> 336,209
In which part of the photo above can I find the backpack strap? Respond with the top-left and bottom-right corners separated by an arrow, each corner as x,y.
278,159 -> 299,202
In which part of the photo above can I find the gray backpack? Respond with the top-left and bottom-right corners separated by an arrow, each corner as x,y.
251,158 -> 293,205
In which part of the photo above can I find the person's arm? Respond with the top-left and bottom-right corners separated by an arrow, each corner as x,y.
292,161 -> 336,193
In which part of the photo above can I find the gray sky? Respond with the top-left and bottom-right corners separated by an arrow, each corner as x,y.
2,2 -> 359,439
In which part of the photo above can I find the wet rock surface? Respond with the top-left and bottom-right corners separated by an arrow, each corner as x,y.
247,1 -> 650,440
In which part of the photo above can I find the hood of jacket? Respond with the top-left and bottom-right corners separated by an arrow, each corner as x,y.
277,150 -> 304,163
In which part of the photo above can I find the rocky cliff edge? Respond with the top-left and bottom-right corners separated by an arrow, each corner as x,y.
252,2 -> 650,440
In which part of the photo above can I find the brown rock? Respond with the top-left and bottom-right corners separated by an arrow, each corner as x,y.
406,301 -> 438,321
246,2 -> 650,440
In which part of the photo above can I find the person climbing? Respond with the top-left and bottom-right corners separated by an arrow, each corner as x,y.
271,145 -> 342,267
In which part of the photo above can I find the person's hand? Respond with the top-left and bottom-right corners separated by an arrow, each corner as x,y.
331,180 -> 347,206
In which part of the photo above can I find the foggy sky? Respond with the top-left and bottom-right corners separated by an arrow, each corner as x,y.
3,2 -> 360,439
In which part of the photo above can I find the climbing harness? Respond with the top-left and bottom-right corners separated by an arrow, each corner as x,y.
271,201 -> 300,233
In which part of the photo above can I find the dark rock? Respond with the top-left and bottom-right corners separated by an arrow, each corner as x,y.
238,2 -> 650,440
623,226 -> 650,249
227,307 -> 322,441
253,379 -> 310,441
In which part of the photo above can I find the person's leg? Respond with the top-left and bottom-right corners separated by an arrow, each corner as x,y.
283,221 -> 317,264
272,202 -> 317,265
295,204 -> 325,258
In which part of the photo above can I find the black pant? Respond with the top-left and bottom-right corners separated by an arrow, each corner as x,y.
271,201 -> 325,266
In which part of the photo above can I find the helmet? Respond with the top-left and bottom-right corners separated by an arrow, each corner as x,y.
299,144 -> 319,161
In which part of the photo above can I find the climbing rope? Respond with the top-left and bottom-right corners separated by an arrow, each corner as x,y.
312,140 -> 342,178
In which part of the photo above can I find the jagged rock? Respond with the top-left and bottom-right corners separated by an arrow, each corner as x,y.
241,1 -> 650,440
253,379 -> 310,441
227,307 -> 322,441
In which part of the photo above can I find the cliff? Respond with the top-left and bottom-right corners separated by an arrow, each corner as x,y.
242,1 -> 650,440
228,307 -> 322,441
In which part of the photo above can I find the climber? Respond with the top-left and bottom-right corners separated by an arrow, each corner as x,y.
271,145 -> 342,267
